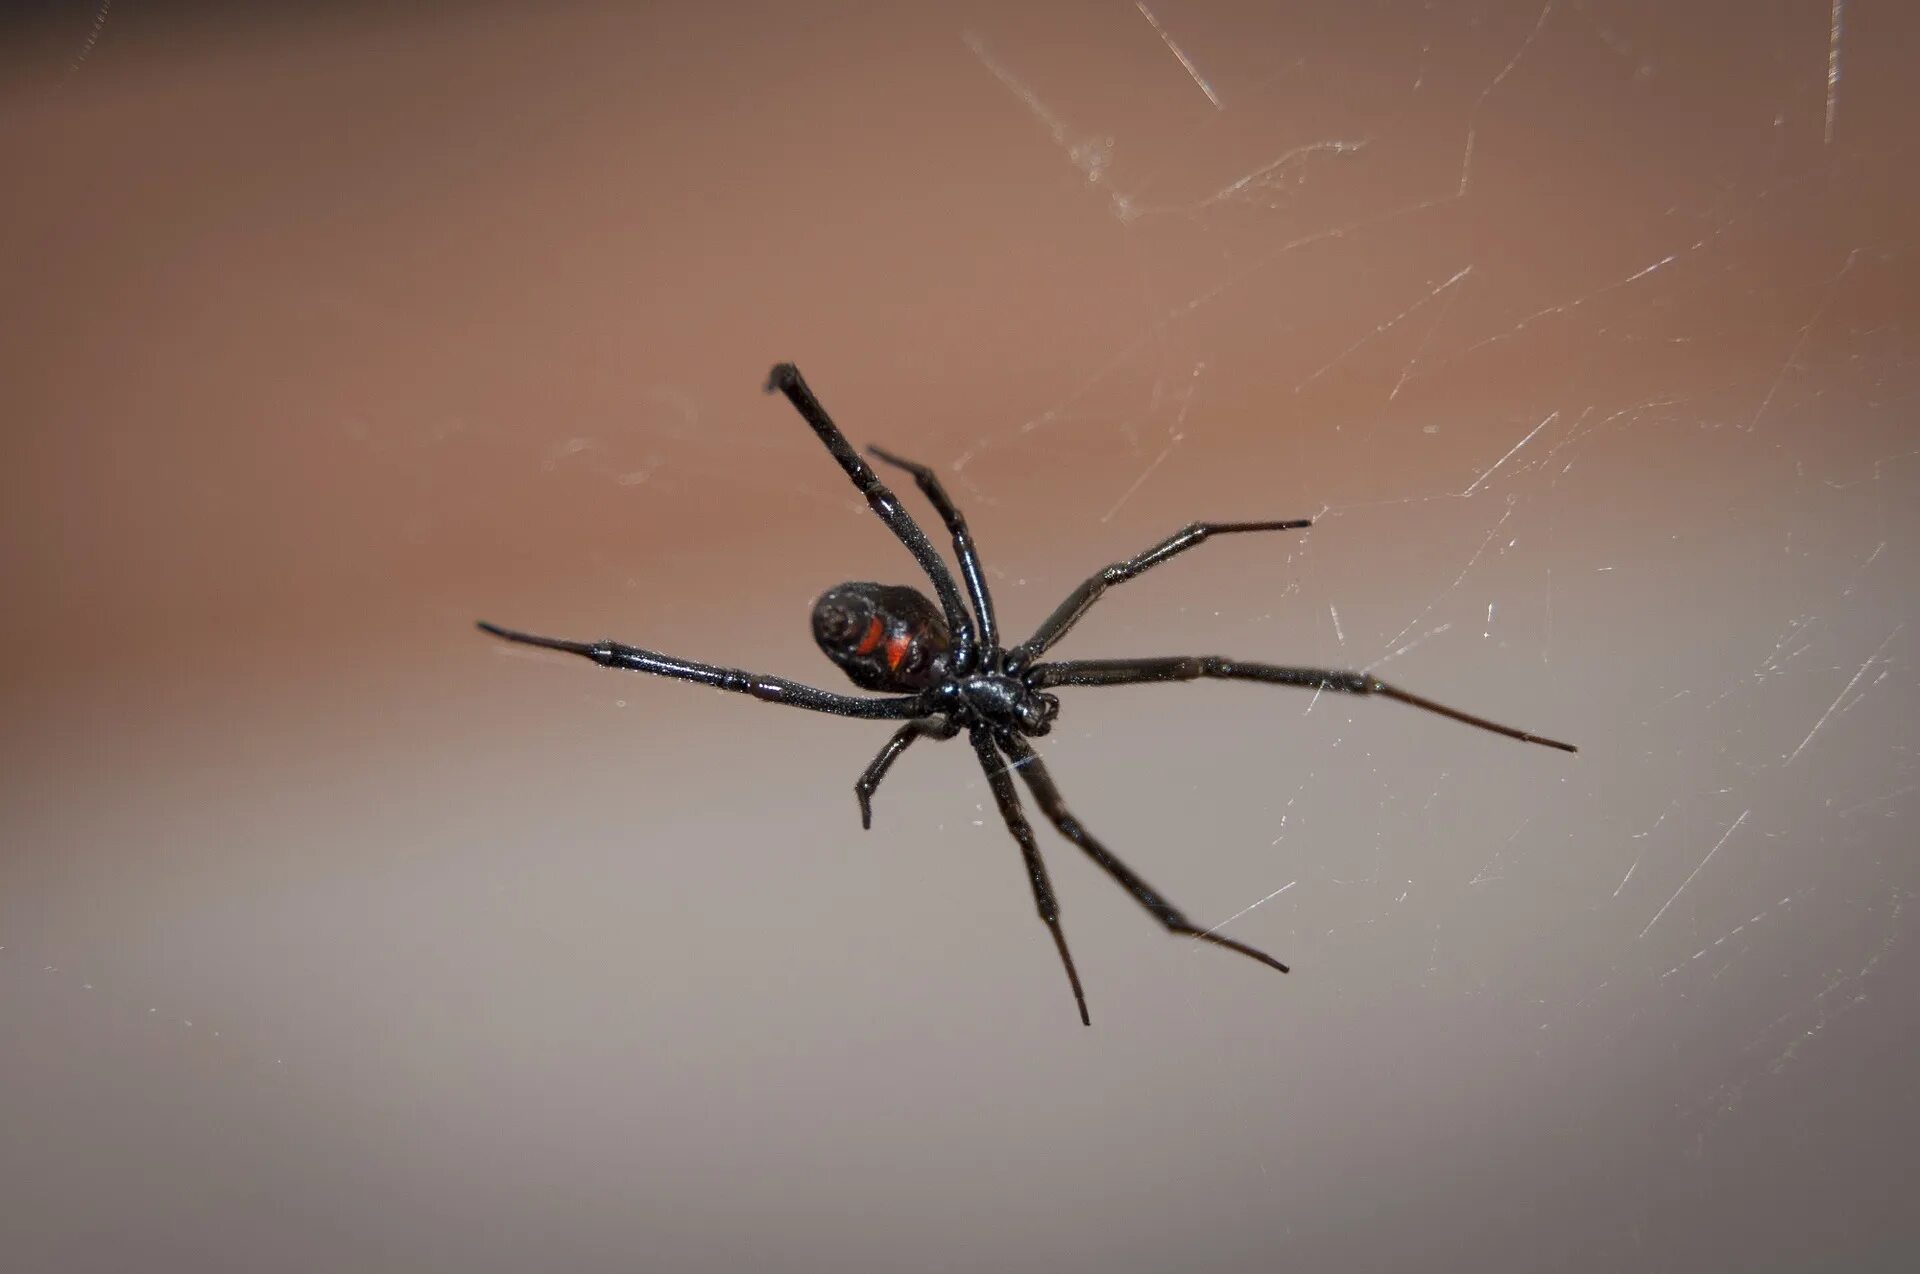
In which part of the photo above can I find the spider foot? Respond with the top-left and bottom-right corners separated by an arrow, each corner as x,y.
1180,926 -> 1291,975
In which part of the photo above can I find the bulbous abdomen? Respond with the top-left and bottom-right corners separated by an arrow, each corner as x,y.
812,582 -> 950,692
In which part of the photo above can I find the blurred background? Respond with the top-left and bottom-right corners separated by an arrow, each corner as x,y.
2,1 -> 1915,1269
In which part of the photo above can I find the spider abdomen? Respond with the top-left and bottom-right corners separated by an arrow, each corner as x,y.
812,582 -> 950,693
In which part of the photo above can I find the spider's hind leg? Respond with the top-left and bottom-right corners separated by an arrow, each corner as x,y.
764,364 -> 978,668
867,445 -> 999,655
475,622 -> 927,719
855,717 -> 960,829
997,733 -> 1291,976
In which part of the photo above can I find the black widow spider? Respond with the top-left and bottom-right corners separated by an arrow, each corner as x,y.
480,363 -> 1577,1025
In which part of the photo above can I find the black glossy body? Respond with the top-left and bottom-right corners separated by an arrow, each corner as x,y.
811,582 -> 950,693
479,362 -> 1577,1025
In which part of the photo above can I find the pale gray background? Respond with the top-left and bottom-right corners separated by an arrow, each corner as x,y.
3,2 -> 1916,1270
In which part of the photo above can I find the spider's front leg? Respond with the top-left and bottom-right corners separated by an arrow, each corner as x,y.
972,727 -> 1091,1026
1008,518 -> 1312,667
1029,657 -> 1577,752
998,733 -> 1291,975
854,717 -> 960,829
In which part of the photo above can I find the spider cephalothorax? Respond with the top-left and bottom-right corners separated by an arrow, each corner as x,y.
932,671 -> 1060,736
480,363 -> 1577,1026
812,581 -> 1060,735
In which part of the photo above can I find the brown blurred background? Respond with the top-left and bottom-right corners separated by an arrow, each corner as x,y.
3,1 -> 1916,1269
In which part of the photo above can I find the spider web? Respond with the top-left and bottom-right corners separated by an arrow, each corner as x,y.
1,1 -> 1915,1270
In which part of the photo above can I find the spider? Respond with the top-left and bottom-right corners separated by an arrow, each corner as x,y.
479,363 -> 1577,1025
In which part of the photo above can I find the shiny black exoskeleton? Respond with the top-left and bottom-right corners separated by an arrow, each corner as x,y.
479,363 -> 1577,1026
811,581 -> 1060,734
811,582 -> 949,693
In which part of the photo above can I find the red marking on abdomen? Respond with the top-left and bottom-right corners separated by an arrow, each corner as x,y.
854,617 -> 885,655
884,631 -> 911,672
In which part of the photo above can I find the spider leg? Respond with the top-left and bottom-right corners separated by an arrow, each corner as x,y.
998,733 -> 1292,976
971,727 -> 1091,1026
477,622 -> 927,719
854,716 -> 961,829
867,445 -> 998,655
1029,657 -> 1578,752
764,364 -> 978,670
1009,519 -> 1312,666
